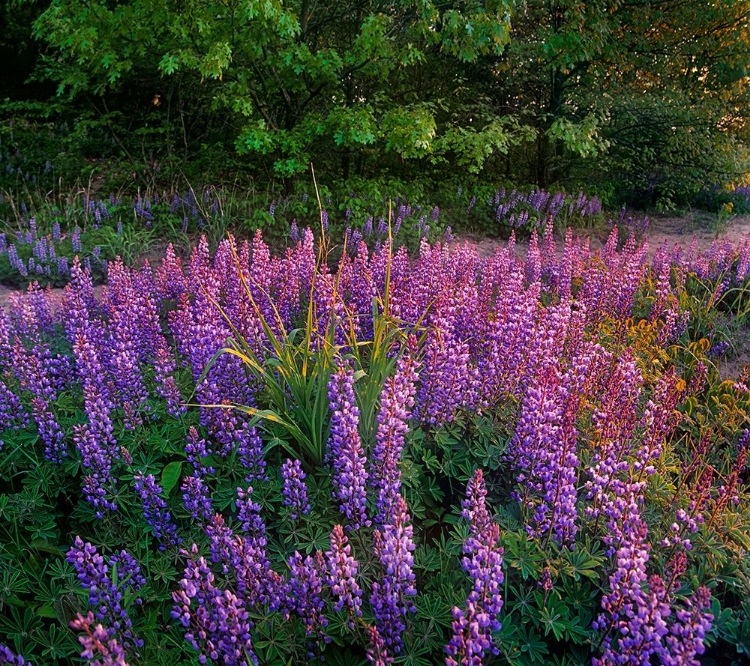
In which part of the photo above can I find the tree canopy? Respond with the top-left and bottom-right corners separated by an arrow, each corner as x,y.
2,0 -> 749,203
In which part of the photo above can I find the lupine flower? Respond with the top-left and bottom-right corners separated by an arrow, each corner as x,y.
30,397 -> 65,461
281,458 -> 310,521
70,612 -> 129,666
287,551 -> 329,654
0,644 -> 30,665
66,538 -> 143,653
370,348 -> 419,525
370,495 -> 417,653
446,470 -> 504,665
181,475 -> 214,523
74,424 -> 118,517
326,525 -> 363,629
172,545 -> 258,666
367,625 -> 394,665
662,587 -> 713,665
0,381 -> 27,448
153,343 -> 185,417
133,472 -> 181,549
234,422 -> 267,483
327,362 -> 369,530
185,427 -> 215,476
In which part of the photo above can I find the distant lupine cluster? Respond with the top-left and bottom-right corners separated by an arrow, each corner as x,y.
0,222 -> 88,278
0,187 -> 226,285
0,209 -> 110,284
0,223 -> 748,665
487,186 -> 602,228
133,187 -> 220,231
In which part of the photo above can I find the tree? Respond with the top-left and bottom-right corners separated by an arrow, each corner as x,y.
488,0 -> 750,202
32,0 -> 529,179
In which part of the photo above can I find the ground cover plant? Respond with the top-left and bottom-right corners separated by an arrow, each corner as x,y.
0,222 -> 749,665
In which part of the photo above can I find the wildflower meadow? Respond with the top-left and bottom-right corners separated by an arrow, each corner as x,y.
0,216 -> 748,665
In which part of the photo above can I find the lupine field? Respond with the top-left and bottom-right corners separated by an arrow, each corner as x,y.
0,216 -> 749,666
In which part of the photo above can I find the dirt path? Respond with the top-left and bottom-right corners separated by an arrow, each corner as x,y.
647,212 -> 750,250
0,283 -> 103,311
458,213 -> 750,259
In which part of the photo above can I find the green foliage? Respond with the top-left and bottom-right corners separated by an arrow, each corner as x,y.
0,0 -> 747,204
30,0 -> 520,177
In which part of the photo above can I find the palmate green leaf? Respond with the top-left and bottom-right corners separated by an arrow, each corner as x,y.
37,623 -> 78,660
535,594 -> 573,642
517,625 -> 550,665
0,605 -> 43,655
503,531 -> 543,580
558,543 -> 605,581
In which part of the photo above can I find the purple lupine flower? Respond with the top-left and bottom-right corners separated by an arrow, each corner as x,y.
446,470 -> 504,665
326,525 -> 363,629
236,486 -> 265,537
393,217 -> 402,236
72,227 -> 82,252
0,644 -> 30,665
172,545 -> 258,666
29,397 -> 65,462
711,432 -> 748,517
234,422 -> 267,483
70,612 -> 129,666
281,459 -> 310,521
108,550 -> 146,594
327,362 -> 369,530
416,291 -> 475,426
371,345 -> 420,525
66,538 -> 143,653
287,551 -> 329,654
181,475 -> 214,523
708,339 -> 730,357
185,427 -> 215,476
73,424 -> 118,517
205,513 -> 237,573
57,255 -> 69,275
72,330 -> 116,449
290,220 -> 299,244
133,472 -> 181,549
0,381 -> 28,448
231,489 -> 285,610
370,495 -> 417,653
593,493 -> 672,665
153,343 -> 185,417
367,625 -> 393,665
662,587 -> 713,665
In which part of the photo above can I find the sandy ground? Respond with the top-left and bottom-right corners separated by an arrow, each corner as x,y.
0,283 -> 103,311
457,214 -> 750,259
